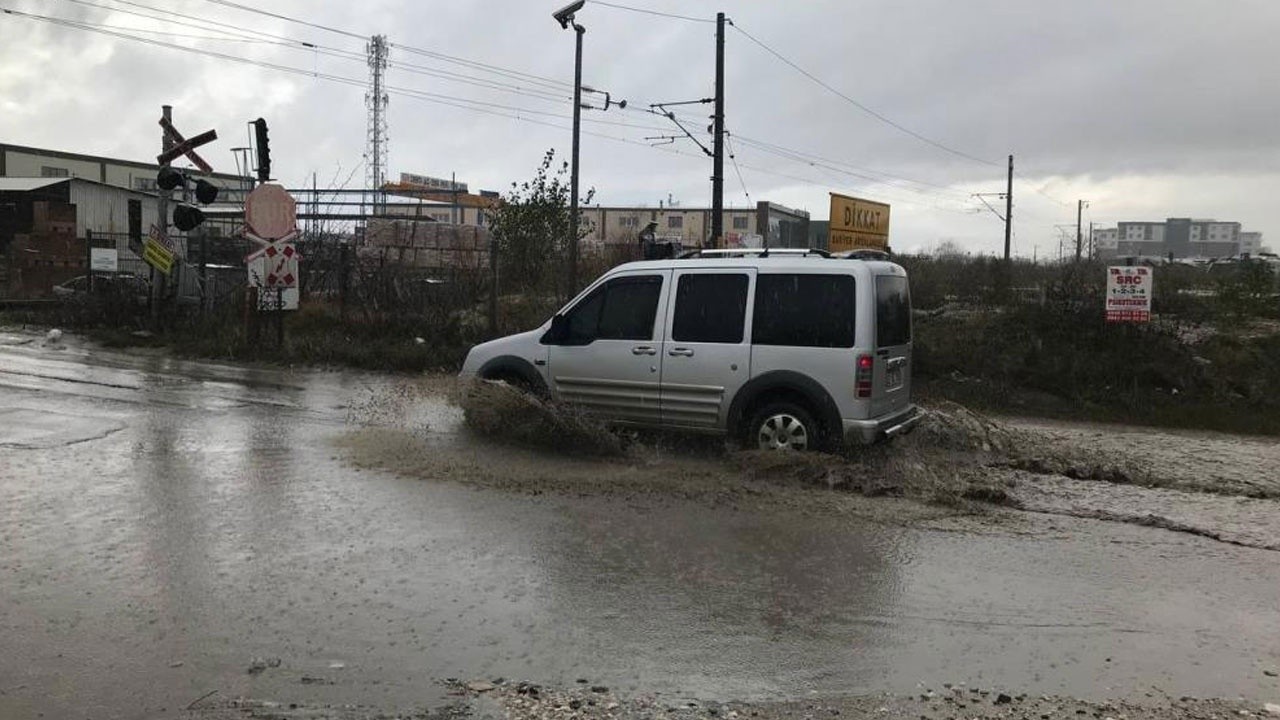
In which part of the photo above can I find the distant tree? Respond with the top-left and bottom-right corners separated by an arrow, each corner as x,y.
934,240 -> 966,258
484,149 -> 594,299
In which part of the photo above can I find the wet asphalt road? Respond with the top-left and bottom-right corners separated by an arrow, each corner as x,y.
2,330 -> 1279,719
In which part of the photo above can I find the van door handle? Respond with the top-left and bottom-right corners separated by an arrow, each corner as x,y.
631,345 -> 657,356
668,347 -> 695,357
886,357 -> 906,369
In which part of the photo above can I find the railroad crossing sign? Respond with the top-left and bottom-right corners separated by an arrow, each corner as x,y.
246,241 -> 301,311
244,183 -> 297,240
244,228 -> 299,248
157,117 -> 217,172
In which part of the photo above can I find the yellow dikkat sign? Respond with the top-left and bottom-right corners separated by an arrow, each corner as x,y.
828,193 -> 890,253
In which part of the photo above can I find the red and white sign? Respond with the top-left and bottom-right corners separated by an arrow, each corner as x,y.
244,183 -> 297,240
1106,266 -> 1153,323
246,241 -> 301,311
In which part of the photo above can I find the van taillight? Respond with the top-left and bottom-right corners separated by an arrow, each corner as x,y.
856,354 -> 873,398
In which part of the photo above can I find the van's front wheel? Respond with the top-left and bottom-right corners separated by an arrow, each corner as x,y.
747,402 -> 817,451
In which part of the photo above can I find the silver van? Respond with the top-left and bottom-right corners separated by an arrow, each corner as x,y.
460,249 -> 921,450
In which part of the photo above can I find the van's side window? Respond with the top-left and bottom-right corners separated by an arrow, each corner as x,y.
672,273 -> 749,344
753,274 -> 856,348
875,275 -> 912,347
563,275 -> 663,345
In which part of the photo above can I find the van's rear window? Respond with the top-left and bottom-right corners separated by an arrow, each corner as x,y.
753,273 -> 856,348
875,275 -> 911,347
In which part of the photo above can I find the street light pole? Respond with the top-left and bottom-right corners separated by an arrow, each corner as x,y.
569,22 -> 584,293
554,1 -> 588,294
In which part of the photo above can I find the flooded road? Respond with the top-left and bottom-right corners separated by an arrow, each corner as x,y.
2,330 -> 1279,719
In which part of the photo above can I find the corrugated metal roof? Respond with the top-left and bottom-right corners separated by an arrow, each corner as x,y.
0,177 -> 69,192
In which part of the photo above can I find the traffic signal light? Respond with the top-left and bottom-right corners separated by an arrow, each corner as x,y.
157,166 -> 185,191
156,167 -> 220,232
253,118 -> 270,183
173,204 -> 205,232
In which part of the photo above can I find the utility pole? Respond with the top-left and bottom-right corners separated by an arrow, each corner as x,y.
152,104 -> 173,324
1088,221 -> 1095,260
711,11 -> 726,248
1003,154 -> 1013,261
1076,199 -> 1084,261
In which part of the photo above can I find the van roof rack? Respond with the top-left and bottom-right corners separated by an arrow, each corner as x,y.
677,247 -> 831,259
833,249 -> 892,260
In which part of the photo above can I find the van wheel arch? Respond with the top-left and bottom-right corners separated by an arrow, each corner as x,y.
477,356 -> 548,394
728,371 -> 841,450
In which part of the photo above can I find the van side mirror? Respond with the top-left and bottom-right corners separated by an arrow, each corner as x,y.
543,313 -> 569,344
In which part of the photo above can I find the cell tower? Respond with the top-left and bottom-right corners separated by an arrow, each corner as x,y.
365,34 -> 389,213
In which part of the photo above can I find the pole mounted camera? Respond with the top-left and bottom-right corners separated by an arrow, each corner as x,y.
552,0 -> 584,29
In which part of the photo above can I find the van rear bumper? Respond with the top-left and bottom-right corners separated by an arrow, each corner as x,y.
842,404 -> 923,445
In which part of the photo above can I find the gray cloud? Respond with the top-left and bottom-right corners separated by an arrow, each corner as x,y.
1,0 -> 1275,255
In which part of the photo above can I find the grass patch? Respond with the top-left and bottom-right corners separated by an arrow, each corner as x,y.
914,305 -> 1280,435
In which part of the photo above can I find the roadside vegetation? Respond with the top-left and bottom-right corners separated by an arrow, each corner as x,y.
899,254 -> 1280,435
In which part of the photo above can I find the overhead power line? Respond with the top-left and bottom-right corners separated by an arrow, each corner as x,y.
1,6 -> 670,134
200,0 -> 365,39
8,4 -> 986,216
62,0 -> 576,105
1013,170 -> 1072,208
589,1 -> 714,23
731,135 -> 973,198
62,0 -> 314,46
192,0 -> 574,91
724,131 -> 750,204
730,20 -> 1001,168
731,137 -> 974,204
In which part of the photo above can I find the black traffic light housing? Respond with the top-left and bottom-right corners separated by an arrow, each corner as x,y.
157,167 -> 219,232
253,118 -> 270,183
173,204 -> 205,232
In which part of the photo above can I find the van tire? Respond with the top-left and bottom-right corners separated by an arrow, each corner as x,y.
746,401 -> 820,452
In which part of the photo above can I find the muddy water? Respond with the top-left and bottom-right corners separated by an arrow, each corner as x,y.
3,331 -> 1280,720
1005,416 -> 1280,498
999,417 -> 1280,551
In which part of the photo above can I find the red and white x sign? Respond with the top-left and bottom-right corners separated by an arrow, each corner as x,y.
157,117 -> 217,173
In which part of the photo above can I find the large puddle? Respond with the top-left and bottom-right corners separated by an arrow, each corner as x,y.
3,329 -> 1279,719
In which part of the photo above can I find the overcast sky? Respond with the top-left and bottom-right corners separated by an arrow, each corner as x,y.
2,0 -> 1277,257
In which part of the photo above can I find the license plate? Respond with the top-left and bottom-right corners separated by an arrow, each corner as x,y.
885,367 -> 904,390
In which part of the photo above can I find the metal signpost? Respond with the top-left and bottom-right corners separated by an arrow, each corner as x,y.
89,247 -> 118,273
243,182 -> 301,345
1106,266 -> 1154,323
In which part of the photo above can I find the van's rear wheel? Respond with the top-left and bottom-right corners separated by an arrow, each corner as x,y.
748,402 -> 817,451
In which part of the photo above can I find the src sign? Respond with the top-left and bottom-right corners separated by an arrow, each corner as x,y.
828,193 -> 890,253
1106,266 -> 1154,323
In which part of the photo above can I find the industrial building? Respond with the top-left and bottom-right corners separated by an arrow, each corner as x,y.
1,142 -> 248,194
0,143 -> 250,297
1093,218 -> 1266,260
382,197 -> 812,250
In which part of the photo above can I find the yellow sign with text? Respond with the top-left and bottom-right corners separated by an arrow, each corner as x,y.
142,238 -> 174,275
828,193 -> 890,253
